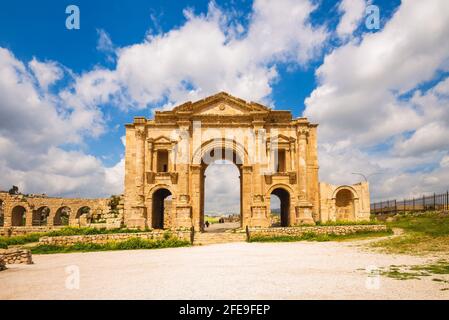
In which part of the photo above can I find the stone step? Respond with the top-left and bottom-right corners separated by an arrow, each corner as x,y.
193,232 -> 247,246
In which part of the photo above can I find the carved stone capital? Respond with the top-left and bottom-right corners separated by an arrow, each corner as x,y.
264,174 -> 272,185
170,172 -> 178,184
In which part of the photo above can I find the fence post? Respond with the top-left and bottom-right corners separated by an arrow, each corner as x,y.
434,193 -> 436,211
446,191 -> 449,210
423,195 -> 425,211
413,197 -> 415,211
394,200 -> 397,215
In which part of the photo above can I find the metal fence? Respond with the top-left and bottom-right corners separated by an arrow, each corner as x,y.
371,191 -> 449,215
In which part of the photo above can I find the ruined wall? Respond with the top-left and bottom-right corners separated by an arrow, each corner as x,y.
0,192 -> 124,234
39,230 -> 192,246
248,224 -> 386,239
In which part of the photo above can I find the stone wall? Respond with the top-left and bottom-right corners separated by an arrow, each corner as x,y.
248,224 -> 387,239
39,230 -> 193,246
0,249 -> 33,265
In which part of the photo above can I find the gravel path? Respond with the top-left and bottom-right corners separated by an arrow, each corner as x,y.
1,241 -> 448,300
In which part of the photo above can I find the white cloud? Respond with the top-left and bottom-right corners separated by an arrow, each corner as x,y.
29,58 -> 63,90
0,47 -> 121,197
204,161 -> 240,215
305,0 -> 449,200
336,0 -> 366,39
75,0 -> 327,109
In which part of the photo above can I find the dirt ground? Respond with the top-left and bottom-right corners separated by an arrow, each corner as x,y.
1,240 -> 448,300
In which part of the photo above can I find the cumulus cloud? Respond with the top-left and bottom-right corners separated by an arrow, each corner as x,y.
305,0 -> 449,200
336,0 -> 366,39
0,48 -> 119,197
73,0 -> 327,110
29,58 -> 63,90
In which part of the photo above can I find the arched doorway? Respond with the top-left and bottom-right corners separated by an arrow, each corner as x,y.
203,159 -> 241,232
54,207 -> 71,226
11,206 -> 27,226
33,206 -> 50,226
200,147 -> 243,232
152,188 -> 172,229
0,200 -> 4,227
270,188 -> 290,227
76,206 -> 91,218
335,189 -> 355,221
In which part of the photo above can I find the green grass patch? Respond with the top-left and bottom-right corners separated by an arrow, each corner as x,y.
0,233 -> 43,247
371,212 -> 449,255
204,216 -> 220,224
249,229 -> 392,243
31,237 -> 190,254
380,260 -> 449,290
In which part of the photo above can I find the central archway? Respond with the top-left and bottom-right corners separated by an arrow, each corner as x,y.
200,147 -> 243,232
203,159 -> 241,232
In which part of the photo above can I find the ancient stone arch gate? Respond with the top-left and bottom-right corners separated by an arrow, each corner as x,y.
124,92 -> 370,230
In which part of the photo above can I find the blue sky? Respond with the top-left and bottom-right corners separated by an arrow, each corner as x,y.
0,0 -> 399,167
0,0 -> 448,210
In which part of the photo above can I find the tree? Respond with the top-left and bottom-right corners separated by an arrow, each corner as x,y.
8,186 -> 19,195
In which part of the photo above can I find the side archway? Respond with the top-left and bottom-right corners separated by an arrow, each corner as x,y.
334,188 -> 356,221
151,188 -> 172,229
54,207 -> 72,226
0,199 -> 4,227
76,206 -> 91,219
269,187 -> 291,227
11,205 -> 27,226
33,206 -> 50,226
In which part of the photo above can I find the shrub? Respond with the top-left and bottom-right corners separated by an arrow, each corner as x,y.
0,233 -> 42,246
31,237 -> 190,254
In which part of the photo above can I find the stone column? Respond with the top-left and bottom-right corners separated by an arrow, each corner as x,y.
132,127 -> 147,228
295,127 -> 314,225
190,164 -> 202,230
297,128 -> 308,200
147,140 -> 154,173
